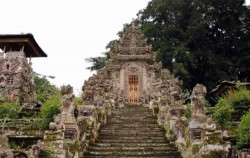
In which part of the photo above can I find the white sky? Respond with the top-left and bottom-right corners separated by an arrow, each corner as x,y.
1,0 -> 151,95
1,0 -> 250,95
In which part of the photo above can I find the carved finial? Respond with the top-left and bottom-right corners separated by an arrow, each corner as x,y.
131,19 -> 136,29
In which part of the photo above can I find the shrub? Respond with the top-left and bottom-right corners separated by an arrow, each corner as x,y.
237,110 -> 250,148
184,103 -> 191,119
214,87 -> 250,130
213,98 -> 233,130
0,102 -> 20,119
41,94 -> 62,129
74,96 -> 83,105
35,76 -> 59,104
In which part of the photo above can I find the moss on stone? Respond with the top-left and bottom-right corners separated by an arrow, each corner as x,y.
201,151 -> 223,158
205,131 -> 223,144
45,135 -> 57,141
192,144 -> 201,154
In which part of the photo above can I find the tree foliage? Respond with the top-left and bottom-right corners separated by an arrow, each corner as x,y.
213,87 -> 250,130
34,75 -> 59,104
0,102 -> 20,119
40,94 -> 62,129
213,98 -> 234,130
137,0 -> 250,91
237,110 -> 250,148
184,103 -> 191,119
74,96 -> 83,106
85,56 -> 108,71
85,39 -> 119,71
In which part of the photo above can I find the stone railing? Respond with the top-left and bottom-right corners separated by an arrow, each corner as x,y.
152,83 -> 232,158
40,84 -> 115,158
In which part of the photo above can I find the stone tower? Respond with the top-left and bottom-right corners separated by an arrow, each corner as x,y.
0,34 -> 47,105
107,21 -> 162,104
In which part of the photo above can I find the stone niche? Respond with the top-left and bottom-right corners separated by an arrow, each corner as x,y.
189,128 -> 204,144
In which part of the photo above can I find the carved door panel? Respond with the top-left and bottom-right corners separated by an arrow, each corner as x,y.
128,75 -> 138,103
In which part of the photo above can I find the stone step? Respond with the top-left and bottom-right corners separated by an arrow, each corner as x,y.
84,150 -> 181,157
83,156 -> 179,158
100,130 -> 164,134
100,128 -> 164,133
102,124 -> 160,128
96,135 -> 166,140
100,128 -> 162,132
110,115 -> 155,118
92,143 -> 173,147
107,120 -> 156,123
95,138 -> 167,143
87,146 -> 177,151
99,133 -> 165,138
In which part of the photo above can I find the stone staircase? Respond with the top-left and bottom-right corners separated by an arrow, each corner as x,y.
83,105 -> 182,158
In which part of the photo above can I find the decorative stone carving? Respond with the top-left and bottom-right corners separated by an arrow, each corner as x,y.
61,85 -> 78,140
61,85 -> 75,118
49,114 -> 63,130
118,90 -> 125,107
93,90 -> 104,107
78,104 -> 99,142
205,116 -> 216,130
190,84 -> 207,119
128,66 -> 139,73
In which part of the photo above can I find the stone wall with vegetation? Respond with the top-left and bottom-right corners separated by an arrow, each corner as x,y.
152,78 -> 250,158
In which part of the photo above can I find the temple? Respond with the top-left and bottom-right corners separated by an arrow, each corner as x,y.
0,24 -> 249,158
0,34 -> 47,105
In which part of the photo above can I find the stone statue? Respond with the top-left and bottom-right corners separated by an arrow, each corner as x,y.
118,90 -> 125,107
190,84 -> 207,119
205,116 -> 216,130
93,89 -> 104,107
61,84 -> 75,117
49,114 -> 63,130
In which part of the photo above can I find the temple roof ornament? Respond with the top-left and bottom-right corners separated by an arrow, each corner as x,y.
115,21 -> 153,58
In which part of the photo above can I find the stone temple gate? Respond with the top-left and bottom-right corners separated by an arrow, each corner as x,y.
104,22 -> 162,105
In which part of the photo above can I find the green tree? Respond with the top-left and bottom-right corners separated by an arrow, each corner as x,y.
213,98 -> 234,130
137,0 -> 250,91
85,55 -> 108,71
213,87 -> 250,130
184,103 -> 191,119
74,96 -> 83,106
0,102 -> 20,119
237,110 -> 250,148
34,75 -> 59,104
40,94 -> 62,130
85,39 -> 119,71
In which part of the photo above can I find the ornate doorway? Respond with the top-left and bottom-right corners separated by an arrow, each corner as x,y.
128,75 -> 138,103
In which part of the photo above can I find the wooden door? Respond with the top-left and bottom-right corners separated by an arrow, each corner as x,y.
128,75 -> 138,103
